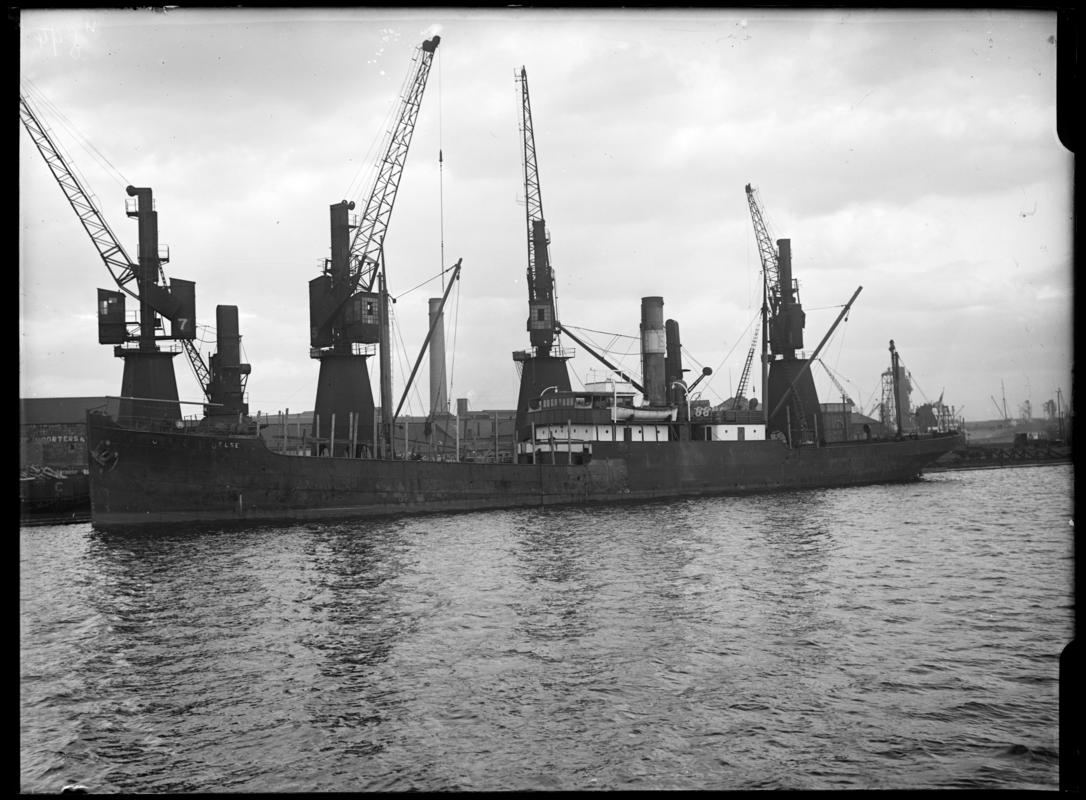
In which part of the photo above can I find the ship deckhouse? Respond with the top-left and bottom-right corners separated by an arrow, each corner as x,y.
517,383 -> 766,464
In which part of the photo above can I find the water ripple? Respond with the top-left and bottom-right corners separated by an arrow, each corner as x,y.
21,464 -> 1072,791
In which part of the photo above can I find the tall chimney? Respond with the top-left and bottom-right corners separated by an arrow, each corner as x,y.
428,297 -> 448,415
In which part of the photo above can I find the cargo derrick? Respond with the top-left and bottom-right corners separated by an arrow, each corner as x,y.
19,94 -> 234,426
512,67 -> 573,441
309,36 -> 440,458
744,183 -> 823,445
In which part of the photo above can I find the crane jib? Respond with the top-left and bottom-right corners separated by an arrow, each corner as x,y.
519,66 -> 559,352
20,92 -> 211,397
348,42 -> 439,286
312,37 -> 440,336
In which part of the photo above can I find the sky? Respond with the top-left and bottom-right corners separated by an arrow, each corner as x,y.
19,8 -> 1073,424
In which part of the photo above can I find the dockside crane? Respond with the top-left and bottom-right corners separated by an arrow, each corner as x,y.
818,358 -> 855,441
817,359 -> 855,408
731,328 -> 760,410
745,184 -> 806,360
511,66 -> 573,440
744,183 -> 780,318
745,183 -> 826,445
738,184 -> 778,413
519,66 -> 560,358
308,36 -> 440,458
19,93 -> 249,424
729,187 -> 777,410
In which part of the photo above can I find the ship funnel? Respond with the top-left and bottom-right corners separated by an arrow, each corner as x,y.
640,297 -> 666,407
216,305 -> 242,370
665,319 -> 685,405
207,304 -> 250,418
428,297 -> 448,416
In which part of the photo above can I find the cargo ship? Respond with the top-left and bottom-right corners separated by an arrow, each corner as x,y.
23,40 -> 962,533
83,210 -> 962,530
77,186 -> 964,530
84,381 -> 961,531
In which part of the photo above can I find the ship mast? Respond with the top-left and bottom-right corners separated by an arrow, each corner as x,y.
890,339 -> 903,437
394,259 -> 463,420
378,271 -> 394,456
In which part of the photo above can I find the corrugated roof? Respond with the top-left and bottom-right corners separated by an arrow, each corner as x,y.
20,397 -> 117,425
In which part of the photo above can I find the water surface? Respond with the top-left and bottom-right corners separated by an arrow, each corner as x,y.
21,464 -> 1073,791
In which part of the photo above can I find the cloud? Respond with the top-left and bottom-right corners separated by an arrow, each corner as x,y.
19,8 -> 1071,422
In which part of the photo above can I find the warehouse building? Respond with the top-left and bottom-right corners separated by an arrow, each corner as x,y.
20,397 -> 119,471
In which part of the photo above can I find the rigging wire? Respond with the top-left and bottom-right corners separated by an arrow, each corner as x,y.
561,324 -> 637,340
818,358 -> 865,407
393,262 -> 458,302
568,361 -> 587,391
341,44 -> 413,203
559,323 -> 640,383
22,80 -> 176,294
814,304 -> 853,400
831,312 -> 849,369
343,115 -> 383,206
22,79 -> 131,193
805,304 -> 852,313
688,306 -> 761,404
193,324 -> 217,347
446,274 -> 461,406
564,325 -> 626,358
432,51 -> 453,413
897,356 -> 931,405
550,239 -> 561,345
563,325 -> 642,386
438,49 -> 445,293
389,299 -> 424,419
863,386 -> 881,418
679,346 -> 725,404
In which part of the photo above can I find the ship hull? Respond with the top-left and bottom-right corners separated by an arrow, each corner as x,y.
86,412 -> 963,531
